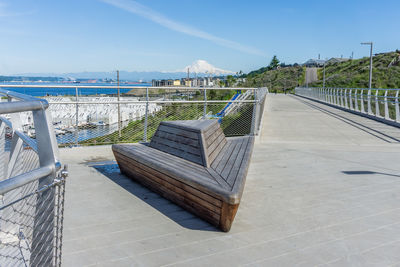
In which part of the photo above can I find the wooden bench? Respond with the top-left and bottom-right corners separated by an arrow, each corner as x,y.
112,120 -> 254,232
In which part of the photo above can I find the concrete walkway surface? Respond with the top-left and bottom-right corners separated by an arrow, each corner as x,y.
62,94 -> 400,266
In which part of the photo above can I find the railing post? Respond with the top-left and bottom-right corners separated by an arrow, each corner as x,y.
250,88 -> 258,136
336,89 -> 340,105
348,89 -> 353,110
31,105 -> 59,267
367,89 -> 372,115
360,89 -> 365,113
75,87 -> 79,146
375,90 -> 380,117
384,90 -> 389,119
143,87 -> 149,142
354,89 -> 359,111
203,88 -> 207,119
339,89 -> 343,107
395,90 -> 400,122
117,82 -> 121,139
344,89 -> 348,108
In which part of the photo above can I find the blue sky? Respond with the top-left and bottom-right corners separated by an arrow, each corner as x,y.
0,0 -> 399,75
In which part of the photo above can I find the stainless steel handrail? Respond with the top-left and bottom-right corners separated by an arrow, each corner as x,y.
295,87 -> 400,125
0,84 -> 257,90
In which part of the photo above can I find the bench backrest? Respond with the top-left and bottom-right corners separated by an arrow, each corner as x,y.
149,120 -> 227,167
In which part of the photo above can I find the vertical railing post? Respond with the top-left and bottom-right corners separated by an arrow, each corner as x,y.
251,88 -> 258,136
117,74 -> 121,139
354,89 -> 359,111
349,89 -> 353,110
203,88 -> 207,119
75,87 -> 79,146
344,89 -> 348,108
31,103 -> 59,267
384,90 -> 389,119
143,87 -> 149,142
367,89 -> 372,115
336,89 -> 340,105
360,89 -> 365,113
395,90 -> 400,122
375,90 -> 380,117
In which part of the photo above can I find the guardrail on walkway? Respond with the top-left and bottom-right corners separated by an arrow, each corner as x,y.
295,87 -> 400,126
0,85 -> 268,146
0,89 -> 67,266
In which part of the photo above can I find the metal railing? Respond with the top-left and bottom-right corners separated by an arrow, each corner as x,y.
0,88 -> 66,266
295,87 -> 400,126
0,85 -> 268,146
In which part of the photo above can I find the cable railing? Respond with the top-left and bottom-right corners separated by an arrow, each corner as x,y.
295,87 -> 400,126
0,85 -> 268,146
0,88 -> 67,266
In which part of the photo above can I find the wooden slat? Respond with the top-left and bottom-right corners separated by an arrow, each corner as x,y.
115,145 -> 222,190
204,121 -> 220,139
208,138 -> 227,165
154,130 -> 200,147
226,137 -> 250,187
147,141 -> 204,165
157,125 -> 199,140
119,163 -> 221,225
213,139 -> 238,173
206,128 -> 225,151
211,139 -> 234,169
116,155 -> 222,213
116,152 -> 222,207
151,135 -> 202,156
220,139 -> 245,181
206,168 -> 231,190
206,128 -> 225,148
231,137 -> 254,193
120,145 -> 210,177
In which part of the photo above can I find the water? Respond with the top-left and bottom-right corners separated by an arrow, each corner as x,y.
0,82 -> 151,97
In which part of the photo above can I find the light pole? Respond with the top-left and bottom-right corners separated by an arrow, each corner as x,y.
361,42 -> 373,88
323,61 -> 326,90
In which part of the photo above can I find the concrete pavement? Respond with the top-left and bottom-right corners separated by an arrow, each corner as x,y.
62,94 -> 400,266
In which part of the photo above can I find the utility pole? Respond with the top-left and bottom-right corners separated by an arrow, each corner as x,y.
117,70 -> 121,138
323,61 -> 326,89
361,42 -> 373,88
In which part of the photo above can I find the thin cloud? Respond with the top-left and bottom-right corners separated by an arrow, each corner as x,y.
100,0 -> 265,56
0,2 -> 35,17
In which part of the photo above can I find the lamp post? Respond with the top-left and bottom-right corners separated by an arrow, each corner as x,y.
361,42 -> 373,89
323,61 -> 326,90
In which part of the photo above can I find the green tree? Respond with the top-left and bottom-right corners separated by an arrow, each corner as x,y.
269,55 -> 280,70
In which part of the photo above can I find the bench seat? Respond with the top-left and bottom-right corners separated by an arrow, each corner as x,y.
112,120 -> 254,232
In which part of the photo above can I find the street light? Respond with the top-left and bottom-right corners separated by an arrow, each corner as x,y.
361,42 -> 373,89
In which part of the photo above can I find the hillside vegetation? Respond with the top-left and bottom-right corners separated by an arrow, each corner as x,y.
311,51 -> 400,88
242,51 -> 400,91
242,66 -> 305,93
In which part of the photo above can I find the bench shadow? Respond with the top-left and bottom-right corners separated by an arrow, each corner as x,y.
342,170 -> 400,178
87,161 -> 220,232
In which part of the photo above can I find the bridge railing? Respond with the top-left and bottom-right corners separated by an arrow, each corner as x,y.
0,85 -> 268,146
0,89 -> 67,266
295,87 -> 400,126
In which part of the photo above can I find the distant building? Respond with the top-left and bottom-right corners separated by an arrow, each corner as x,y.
326,57 -> 351,65
151,76 -> 222,88
303,59 -> 326,67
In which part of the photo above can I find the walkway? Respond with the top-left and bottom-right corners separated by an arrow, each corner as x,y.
62,94 -> 400,266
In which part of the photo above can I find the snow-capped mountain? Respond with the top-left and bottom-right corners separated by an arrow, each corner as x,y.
181,60 -> 234,75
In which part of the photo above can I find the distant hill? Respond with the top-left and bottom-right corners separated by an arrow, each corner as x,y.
242,51 -> 400,92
